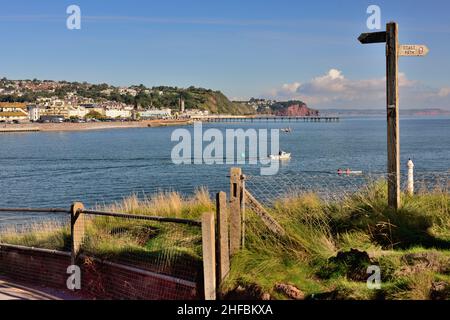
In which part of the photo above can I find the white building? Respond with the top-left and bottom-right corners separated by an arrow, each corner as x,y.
183,109 -> 209,117
139,108 -> 172,119
0,103 -> 29,122
105,109 -> 132,119
27,105 -> 41,121
118,87 -> 138,96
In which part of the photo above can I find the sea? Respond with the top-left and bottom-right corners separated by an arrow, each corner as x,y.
0,116 -> 449,224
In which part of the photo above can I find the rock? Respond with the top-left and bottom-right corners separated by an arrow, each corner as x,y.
308,288 -> 354,300
261,292 -> 271,300
328,249 -> 372,281
274,283 -> 305,300
274,103 -> 319,117
430,281 -> 450,300
398,252 -> 448,276
223,283 -> 270,300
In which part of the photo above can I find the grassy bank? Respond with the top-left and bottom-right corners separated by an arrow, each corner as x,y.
224,181 -> 450,300
1,182 -> 449,299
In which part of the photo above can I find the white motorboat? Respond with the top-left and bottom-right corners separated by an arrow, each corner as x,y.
337,169 -> 363,175
269,151 -> 291,160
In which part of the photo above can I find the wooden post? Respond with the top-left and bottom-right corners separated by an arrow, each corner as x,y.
216,192 -> 230,289
229,167 -> 242,255
70,202 -> 85,265
241,175 -> 246,249
386,22 -> 401,210
202,212 -> 216,300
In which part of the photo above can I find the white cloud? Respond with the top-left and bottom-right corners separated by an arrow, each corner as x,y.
281,82 -> 302,93
438,87 -> 450,97
265,69 -> 450,109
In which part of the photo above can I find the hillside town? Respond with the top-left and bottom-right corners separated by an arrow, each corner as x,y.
0,78 -> 211,123
0,78 -> 319,124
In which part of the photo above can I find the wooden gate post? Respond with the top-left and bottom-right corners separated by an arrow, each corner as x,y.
229,167 -> 243,255
216,192 -> 230,288
202,212 -> 216,300
70,202 -> 85,265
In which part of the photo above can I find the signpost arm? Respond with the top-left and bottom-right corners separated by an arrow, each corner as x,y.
386,22 -> 401,210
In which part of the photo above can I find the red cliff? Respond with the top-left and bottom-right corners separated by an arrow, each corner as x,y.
274,103 -> 319,117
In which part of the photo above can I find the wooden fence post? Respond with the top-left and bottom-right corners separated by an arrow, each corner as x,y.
216,192 -> 230,290
202,212 -> 216,300
70,202 -> 85,265
241,174 -> 246,249
229,167 -> 242,255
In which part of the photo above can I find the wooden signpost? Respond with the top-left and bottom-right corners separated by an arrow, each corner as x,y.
358,22 -> 429,210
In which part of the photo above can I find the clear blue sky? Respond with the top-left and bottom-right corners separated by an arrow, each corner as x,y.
1,0 -> 449,108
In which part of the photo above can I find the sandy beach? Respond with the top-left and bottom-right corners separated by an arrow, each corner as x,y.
0,119 -> 193,132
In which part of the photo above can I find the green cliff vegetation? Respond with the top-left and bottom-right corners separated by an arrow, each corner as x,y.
0,78 -> 255,115
136,86 -> 255,115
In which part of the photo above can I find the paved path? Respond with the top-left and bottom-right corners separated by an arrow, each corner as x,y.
0,279 -> 58,300
0,277 -> 83,300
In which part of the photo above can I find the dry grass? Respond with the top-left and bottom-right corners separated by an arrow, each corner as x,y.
0,220 -> 70,250
100,187 -> 213,219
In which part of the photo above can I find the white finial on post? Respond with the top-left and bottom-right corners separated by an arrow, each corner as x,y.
407,159 -> 414,195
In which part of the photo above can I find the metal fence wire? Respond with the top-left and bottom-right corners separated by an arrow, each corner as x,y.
0,207 -> 203,300
0,210 -> 71,251
76,210 -> 203,299
245,171 -> 450,207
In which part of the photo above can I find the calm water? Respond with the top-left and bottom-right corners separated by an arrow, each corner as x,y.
0,117 -> 449,214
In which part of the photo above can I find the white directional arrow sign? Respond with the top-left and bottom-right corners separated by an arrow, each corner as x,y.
399,44 -> 429,57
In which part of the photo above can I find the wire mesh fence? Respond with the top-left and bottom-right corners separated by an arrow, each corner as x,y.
76,210 -> 203,299
0,209 -> 71,251
0,206 -> 204,300
414,172 -> 450,194
245,170 -> 450,207
0,208 -> 72,293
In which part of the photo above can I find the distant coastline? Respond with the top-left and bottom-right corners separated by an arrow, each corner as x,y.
319,108 -> 450,117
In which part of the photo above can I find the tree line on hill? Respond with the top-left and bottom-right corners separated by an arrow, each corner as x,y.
0,78 -> 318,116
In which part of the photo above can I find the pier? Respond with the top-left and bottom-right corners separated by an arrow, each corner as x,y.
191,116 -> 340,123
